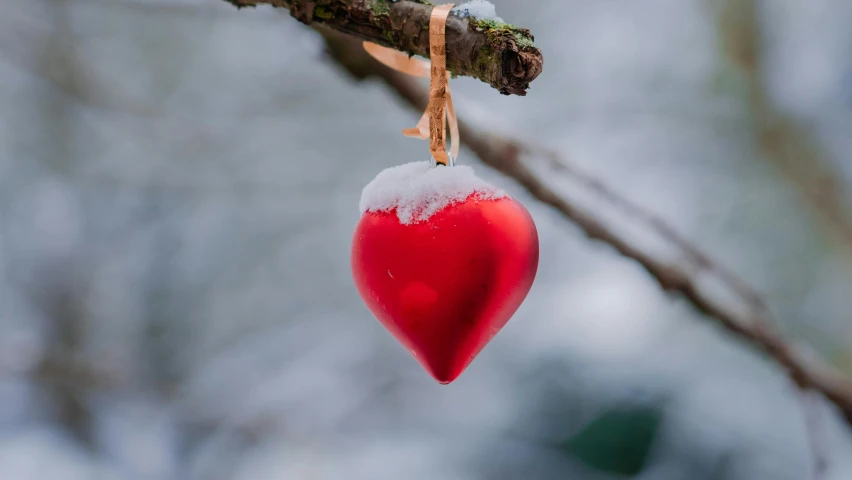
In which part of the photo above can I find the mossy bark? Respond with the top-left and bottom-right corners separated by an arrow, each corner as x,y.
225,0 -> 543,95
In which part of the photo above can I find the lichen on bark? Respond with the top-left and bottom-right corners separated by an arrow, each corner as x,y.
473,18 -> 536,49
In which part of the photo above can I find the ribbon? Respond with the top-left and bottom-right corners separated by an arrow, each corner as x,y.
363,4 -> 459,166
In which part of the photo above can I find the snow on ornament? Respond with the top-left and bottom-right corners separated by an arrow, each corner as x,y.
352,4 -> 539,383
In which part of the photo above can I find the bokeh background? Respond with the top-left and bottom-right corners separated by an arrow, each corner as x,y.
1,0 -> 852,478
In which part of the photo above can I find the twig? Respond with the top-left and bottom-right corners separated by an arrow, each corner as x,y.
316,27 -> 852,428
798,389 -> 829,478
222,0 -> 543,95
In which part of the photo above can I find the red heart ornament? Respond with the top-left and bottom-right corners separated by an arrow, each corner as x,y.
352,163 -> 538,383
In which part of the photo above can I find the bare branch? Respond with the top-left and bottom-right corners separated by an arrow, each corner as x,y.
222,0 -> 543,95
316,27 -> 852,428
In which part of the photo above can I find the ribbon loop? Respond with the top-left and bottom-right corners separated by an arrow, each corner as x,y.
363,3 -> 459,166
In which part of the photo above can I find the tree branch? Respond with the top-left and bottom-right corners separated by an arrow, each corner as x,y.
316,27 -> 852,427
223,0 -> 542,95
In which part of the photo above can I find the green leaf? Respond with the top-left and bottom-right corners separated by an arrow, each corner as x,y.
562,407 -> 663,477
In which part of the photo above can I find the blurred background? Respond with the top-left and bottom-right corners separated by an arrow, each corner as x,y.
1,0 -> 852,478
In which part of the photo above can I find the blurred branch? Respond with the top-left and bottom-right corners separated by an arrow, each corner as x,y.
32,277 -> 98,446
718,3 -> 850,473
222,0 -> 542,95
0,345 -> 124,391
28,0 -> 95,447
315,28 -> 852,429
718,0 -> 852,260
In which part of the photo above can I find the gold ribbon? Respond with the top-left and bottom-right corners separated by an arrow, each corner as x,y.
363,4 -> 458,166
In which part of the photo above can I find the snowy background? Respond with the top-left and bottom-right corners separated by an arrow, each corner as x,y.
1,0 -> 852,479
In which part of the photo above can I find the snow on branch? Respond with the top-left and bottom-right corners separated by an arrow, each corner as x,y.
223,0 -> 543,95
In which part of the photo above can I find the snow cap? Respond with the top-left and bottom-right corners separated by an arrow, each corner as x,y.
452,0 -> 504,23
359,161 -> 506,224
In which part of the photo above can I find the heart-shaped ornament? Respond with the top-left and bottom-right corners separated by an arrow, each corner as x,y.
352,162 -> 539,383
